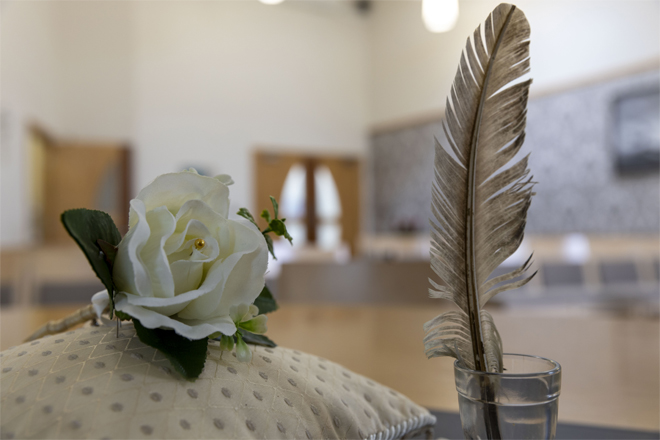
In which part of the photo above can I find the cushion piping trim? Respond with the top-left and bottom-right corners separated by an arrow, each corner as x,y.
365,413 -> 437,440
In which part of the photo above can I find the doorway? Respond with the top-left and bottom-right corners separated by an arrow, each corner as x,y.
29,125 -> 131,244
254,151 -> 360,255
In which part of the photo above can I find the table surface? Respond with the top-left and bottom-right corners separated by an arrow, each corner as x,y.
1,303 -> 658,432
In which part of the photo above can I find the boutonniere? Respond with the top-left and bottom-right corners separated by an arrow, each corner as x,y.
61,168 -> 291,380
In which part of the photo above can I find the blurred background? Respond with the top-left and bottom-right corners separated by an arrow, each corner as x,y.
1,0 -> 659,435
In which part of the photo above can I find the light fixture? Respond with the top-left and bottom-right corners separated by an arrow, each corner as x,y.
422,0 -> 459,33
259,0 -> 285,4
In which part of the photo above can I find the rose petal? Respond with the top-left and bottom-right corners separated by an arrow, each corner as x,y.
170,260 -> 204,295
208,218 -> 269,317
129,170 -> 230,229
116,253 -> 229,310
229,304 -> 249,323
214,174 -> 234,186
91,290 -> 110,319
114,199 -> 153,297
140,206 -> 176,298
176,219 -> 267,320
166,220 -> 219,264
114,294 -> 236,340
174,252 -> 243,320
115,218 -> 265,309
174,199 -> 225,233
119,292 -> 190,317
164,200 -> 226,255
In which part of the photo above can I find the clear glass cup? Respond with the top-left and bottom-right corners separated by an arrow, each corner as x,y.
454,353 -> 562,439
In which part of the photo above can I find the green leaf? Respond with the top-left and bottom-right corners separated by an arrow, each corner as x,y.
238,328 -> 277,348
269,196 -> 279,219
260,209 -> 272,223
264,234 -> 275,260
238,197 -> 292,261
268,219 -> 293,244
97,239 -> 118,269
237,208 -> 259,229
133,319 -> 208,380
61,209 -> 121,304
269,219 -> 286,235
115,310 -> 132,321
96,239 -> 119,317
253,284 -> 278,314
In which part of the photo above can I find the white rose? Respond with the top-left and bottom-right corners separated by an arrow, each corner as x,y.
94,169 -> 268,340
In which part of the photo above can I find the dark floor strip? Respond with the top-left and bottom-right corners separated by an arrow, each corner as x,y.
428,410 -> 659,439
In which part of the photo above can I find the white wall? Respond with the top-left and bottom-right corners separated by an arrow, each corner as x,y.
52,1 -> 134,140
2,0 -> 658,246
368,0 -> 660,126
131,1 -> 369,212
1,2 -> 63,246
0,1 -> 369,246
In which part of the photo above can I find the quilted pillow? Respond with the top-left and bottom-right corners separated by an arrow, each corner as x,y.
0,322 -> 435,439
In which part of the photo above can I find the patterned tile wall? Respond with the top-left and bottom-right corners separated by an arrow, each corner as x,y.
370,70 -> 660,234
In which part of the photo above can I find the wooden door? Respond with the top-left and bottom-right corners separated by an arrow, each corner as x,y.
318,156 -> 360,256
254,151 -> 361,255
30,126 -> 131,244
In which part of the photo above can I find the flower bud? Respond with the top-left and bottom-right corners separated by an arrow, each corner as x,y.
235,333 -> 252,363
219,334 -> 235,352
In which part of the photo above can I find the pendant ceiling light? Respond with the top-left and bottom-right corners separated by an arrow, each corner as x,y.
422,0 -> 459,33
259,0 -> 285,4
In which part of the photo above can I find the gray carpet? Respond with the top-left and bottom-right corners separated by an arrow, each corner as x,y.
428,410 -> 660,439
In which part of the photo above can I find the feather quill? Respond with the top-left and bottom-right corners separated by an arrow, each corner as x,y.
423,3 -> 535,373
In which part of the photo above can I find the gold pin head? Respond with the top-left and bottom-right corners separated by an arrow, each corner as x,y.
194,238 -> 206,250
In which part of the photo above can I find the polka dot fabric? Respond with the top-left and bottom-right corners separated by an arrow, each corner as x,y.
0,323 -> 435,439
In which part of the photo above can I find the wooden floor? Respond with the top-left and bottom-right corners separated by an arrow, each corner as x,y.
1,303 -> 658,432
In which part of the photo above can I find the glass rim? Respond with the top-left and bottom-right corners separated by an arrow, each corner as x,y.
454,353 -> 561,378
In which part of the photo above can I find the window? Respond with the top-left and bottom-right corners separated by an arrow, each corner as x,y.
279,162 -> 342,250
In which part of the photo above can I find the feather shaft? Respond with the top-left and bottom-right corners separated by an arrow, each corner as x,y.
463,4 -> 517,373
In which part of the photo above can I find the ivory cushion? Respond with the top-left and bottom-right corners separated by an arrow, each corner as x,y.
0,322 -> 435,439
